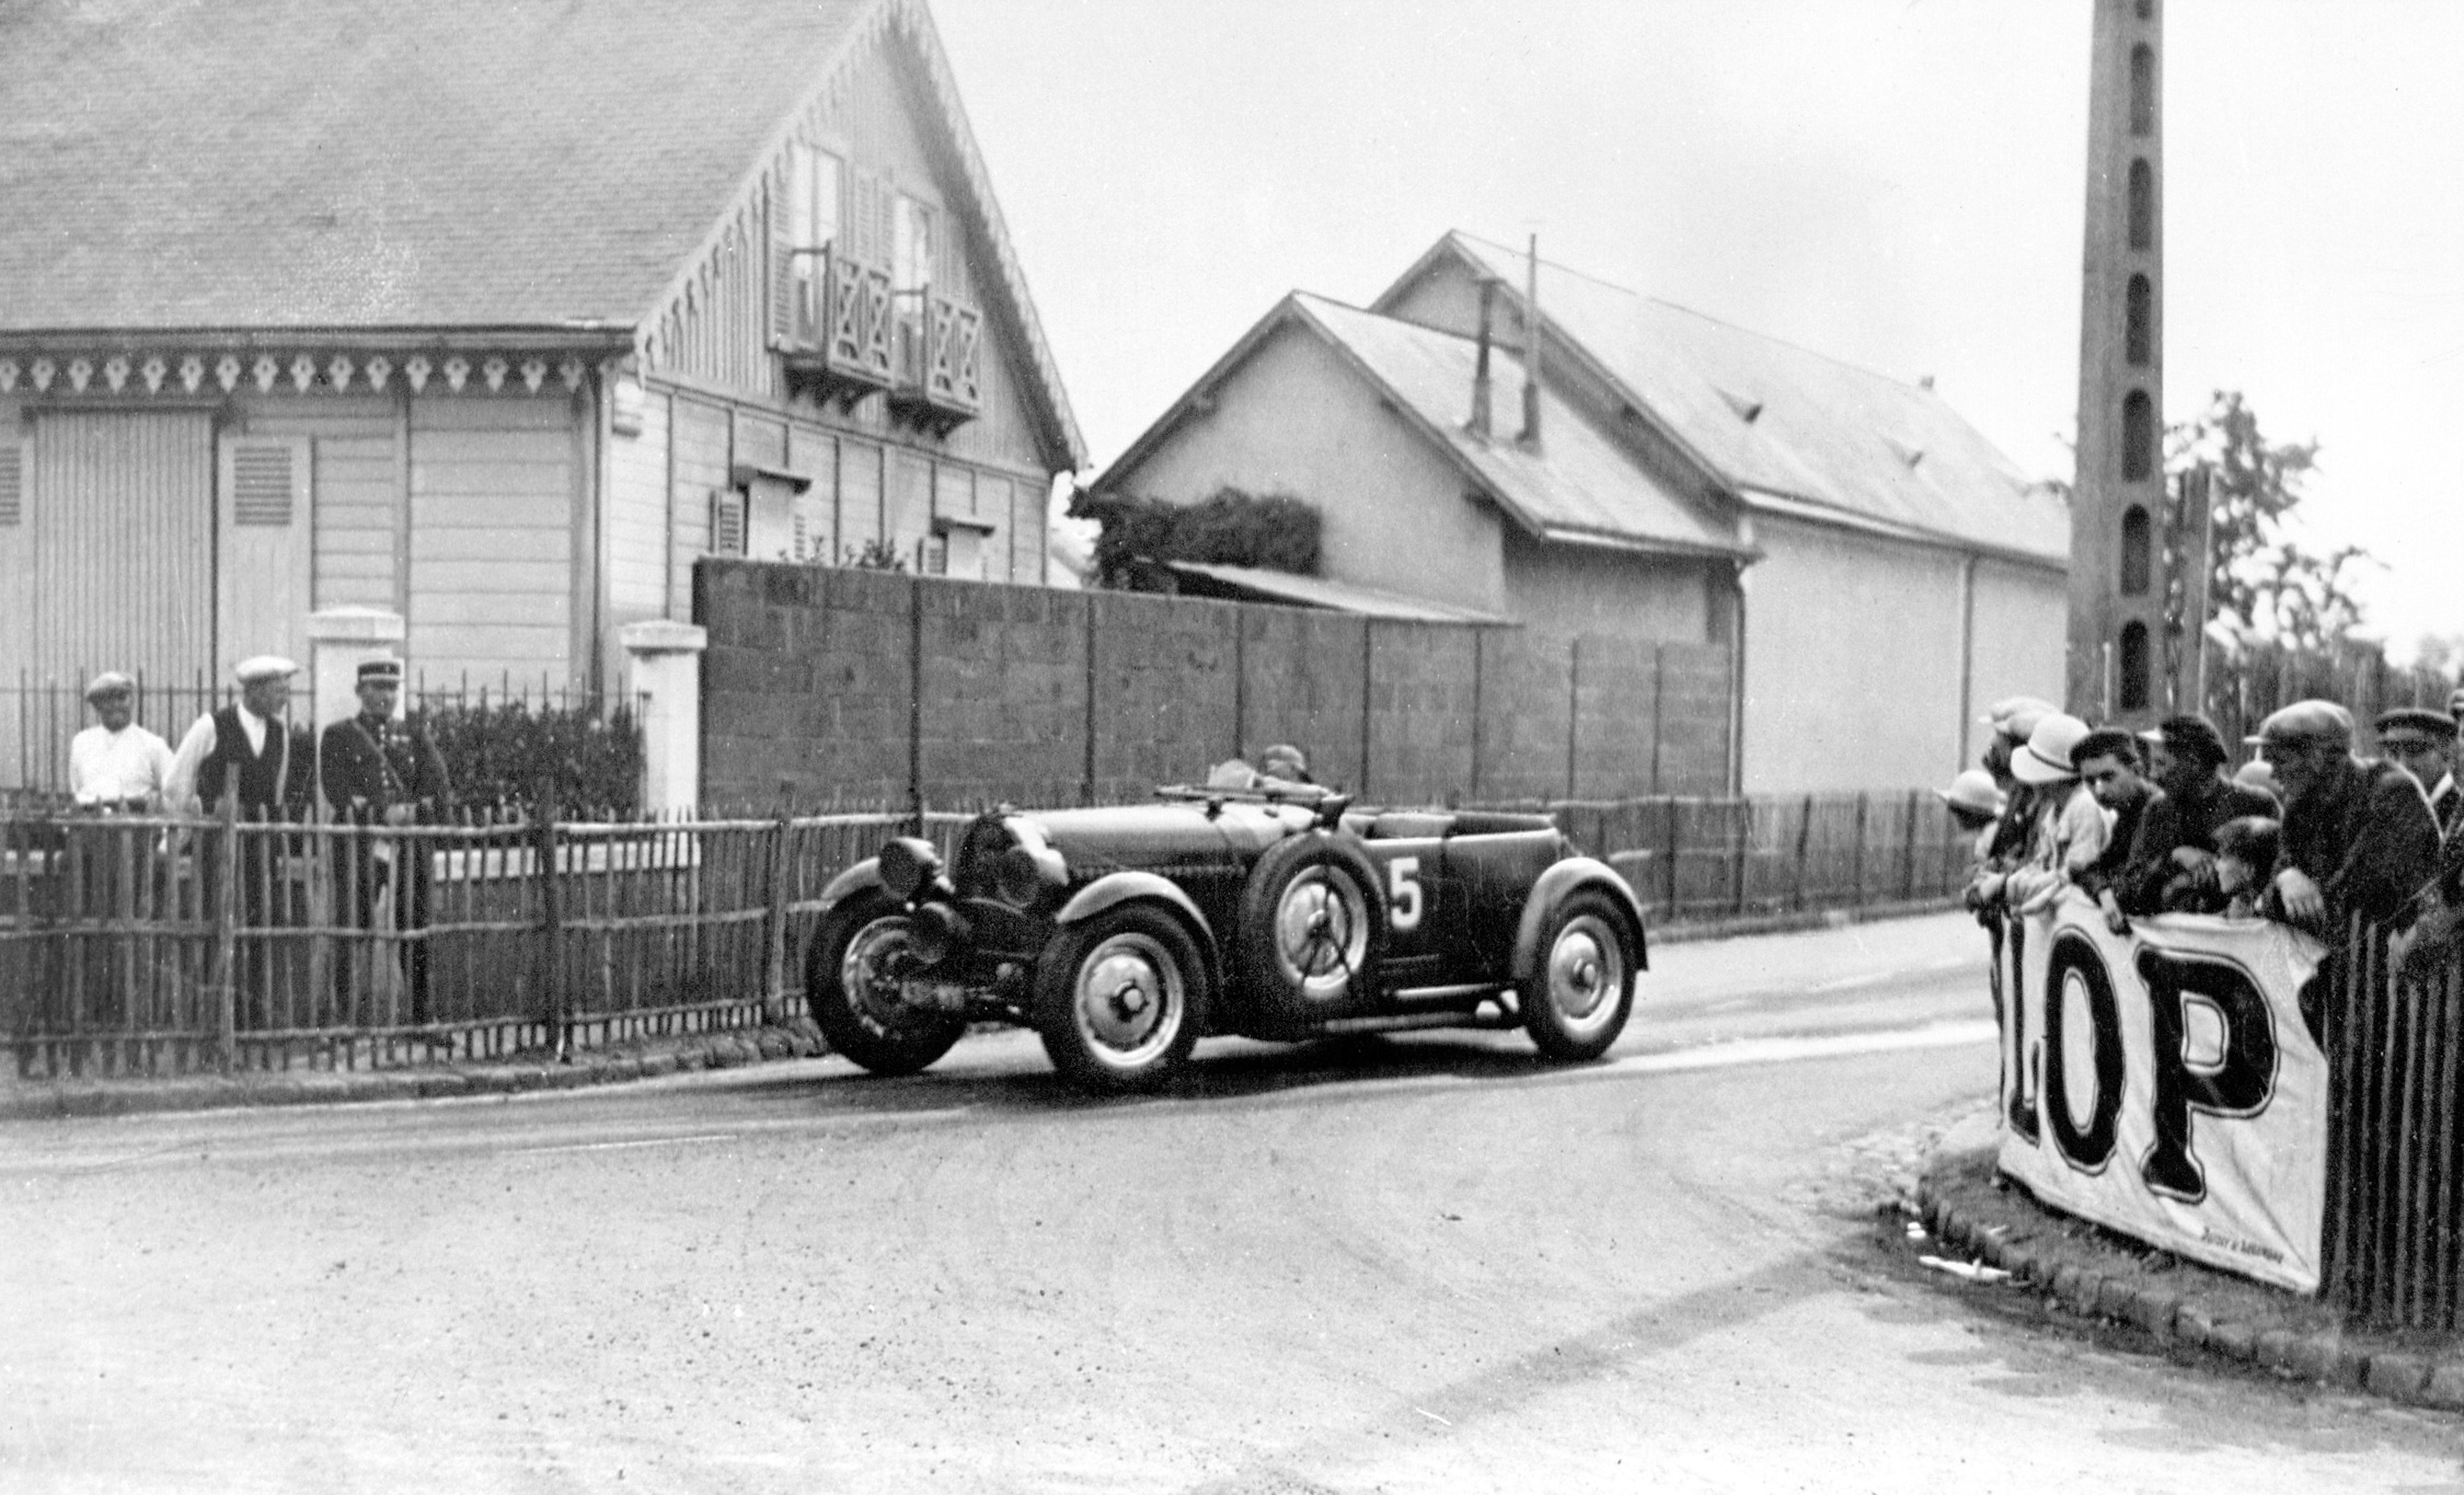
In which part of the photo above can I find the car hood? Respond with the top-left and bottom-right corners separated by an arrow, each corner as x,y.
1020,799 -> 1319,875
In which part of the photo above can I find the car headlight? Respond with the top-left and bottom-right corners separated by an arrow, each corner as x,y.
994,842 -> 1067,906
878,836 -> 945,903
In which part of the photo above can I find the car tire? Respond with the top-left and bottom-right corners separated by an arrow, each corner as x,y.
1234,832 -> 1386,1031
1520,888 -> 1637,1062
1034,903 -> 1210,1094
805,892 -> 967,1077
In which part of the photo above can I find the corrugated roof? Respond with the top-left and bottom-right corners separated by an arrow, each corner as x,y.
1291,295 -> 1748,558
1165,561 -> 1511,623
1402,233 -> 2067,566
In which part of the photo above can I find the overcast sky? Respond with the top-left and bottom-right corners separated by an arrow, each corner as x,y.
933,0 -> 2464,659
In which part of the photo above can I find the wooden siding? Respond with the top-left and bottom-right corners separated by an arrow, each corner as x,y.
408,397 -> 574,689
668,396 -> 730,620
607,381 -> 670,627
235,395 -> 400,613
839,436 -> 883,559
888,450 -> 932,572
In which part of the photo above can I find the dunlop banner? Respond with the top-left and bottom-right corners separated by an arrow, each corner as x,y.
1995,892 -> 2330,1293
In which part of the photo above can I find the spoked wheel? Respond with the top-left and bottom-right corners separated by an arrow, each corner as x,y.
1034,904 -> 1209,1094
805,893 -> 967,1076
1520,890 -> 1637,1062
1235,834 -> 1384,1030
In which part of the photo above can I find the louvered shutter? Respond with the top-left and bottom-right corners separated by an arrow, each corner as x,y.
0,441 -> 20,526
215,434 -> 312,680
711,487 -> 746,556
770,152 -> 800,347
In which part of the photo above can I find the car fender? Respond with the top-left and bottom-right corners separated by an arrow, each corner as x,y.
1510,857 -> 1649,978
817,857 -> 886,916
1055,871 -> 1219,968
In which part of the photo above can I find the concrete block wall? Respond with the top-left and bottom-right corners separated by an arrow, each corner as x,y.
696,560 -> 1735,809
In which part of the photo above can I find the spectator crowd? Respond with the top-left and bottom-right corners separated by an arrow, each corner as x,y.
1950,688 -> 2464,979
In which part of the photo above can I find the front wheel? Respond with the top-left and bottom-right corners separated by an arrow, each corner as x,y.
1034,904 -> 1210,1094
805,893 -> 967,1076
1520,890 -> 1637,1062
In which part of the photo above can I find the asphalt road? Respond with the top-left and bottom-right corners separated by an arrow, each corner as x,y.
3,913 -> 2459,1493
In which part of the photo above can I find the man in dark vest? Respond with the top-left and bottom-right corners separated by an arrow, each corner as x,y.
320,657 -> 452,1026
167,656 -> 316,1026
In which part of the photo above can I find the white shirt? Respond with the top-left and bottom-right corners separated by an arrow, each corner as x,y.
166,704 -> 276,812
68,723 -> 176,805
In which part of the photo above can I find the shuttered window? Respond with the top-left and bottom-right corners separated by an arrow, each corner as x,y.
711,487 -> 747,556
228,440 -> 298,525
0,443 -> 20,525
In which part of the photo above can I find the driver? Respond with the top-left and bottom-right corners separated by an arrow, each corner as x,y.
1204,743 -> 1319,793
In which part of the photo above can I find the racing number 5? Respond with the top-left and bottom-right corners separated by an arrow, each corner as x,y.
1387,856 -> 1422,933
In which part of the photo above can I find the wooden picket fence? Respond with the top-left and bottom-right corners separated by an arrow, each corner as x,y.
0,800 -> 970,1078
2320,916 -> 2464,1330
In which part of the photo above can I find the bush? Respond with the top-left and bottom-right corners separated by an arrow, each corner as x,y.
1068,486 -> 1321,589
413,697 -> 643,817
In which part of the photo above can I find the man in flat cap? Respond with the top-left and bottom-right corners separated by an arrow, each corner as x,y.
319,657 -> 452,1022
166,656 -> 319,1022
2253,699 -> 2439,937
68,672 -> 174,810
2110,714 -> 2279,917
167,656 -> 317,820
2375,706 -> 2458,835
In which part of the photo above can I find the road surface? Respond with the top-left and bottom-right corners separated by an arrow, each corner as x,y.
3,913 -> 2457,1492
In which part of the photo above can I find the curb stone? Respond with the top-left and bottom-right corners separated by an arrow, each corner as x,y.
1917,1169 -> 2464,1412
0,1019 -> 835,1121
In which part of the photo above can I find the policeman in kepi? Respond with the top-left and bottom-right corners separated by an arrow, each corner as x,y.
319,658 -> 452,1023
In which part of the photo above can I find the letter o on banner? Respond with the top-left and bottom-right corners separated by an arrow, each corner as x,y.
2044,929 -> 2125,1172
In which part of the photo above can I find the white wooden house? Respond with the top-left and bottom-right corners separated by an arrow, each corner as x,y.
0,0 -> 1081,732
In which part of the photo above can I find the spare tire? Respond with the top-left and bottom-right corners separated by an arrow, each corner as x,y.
1233,832 -> 1386,1032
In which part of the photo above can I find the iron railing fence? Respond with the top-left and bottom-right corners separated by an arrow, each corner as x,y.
2319,916 -> 2464,1331
1,802 -> 970,1079
3,672 -> 226,795
2,672 -> 641,798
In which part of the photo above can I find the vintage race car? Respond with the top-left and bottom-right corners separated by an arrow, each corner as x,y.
803,785 -> 1647,1093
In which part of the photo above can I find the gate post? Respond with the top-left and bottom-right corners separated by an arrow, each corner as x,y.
620,620 -> 707,817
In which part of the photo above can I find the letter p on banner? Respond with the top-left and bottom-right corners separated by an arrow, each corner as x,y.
1995,893 -> 2329,1293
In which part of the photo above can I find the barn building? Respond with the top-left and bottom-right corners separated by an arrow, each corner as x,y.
1092,232 -> 2069,794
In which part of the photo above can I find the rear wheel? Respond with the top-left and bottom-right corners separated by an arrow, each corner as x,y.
1521,890 -> 1637,1062
1034,904 -> 1209,1094
805,893 -> 967,1076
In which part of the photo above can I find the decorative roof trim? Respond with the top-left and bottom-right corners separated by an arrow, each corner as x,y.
632,0 -> 1083,471
0,347 -> 606,399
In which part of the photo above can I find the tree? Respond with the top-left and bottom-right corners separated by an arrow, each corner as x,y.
2169,390 -> 2376,652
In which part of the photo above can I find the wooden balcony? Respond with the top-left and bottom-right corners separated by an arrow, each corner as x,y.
776,247 -> 893,406
887,288 -> 983,435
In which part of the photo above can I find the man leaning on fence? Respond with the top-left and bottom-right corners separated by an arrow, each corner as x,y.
320,657 -> 452,1026
2109,714 -> 2280,919
2250,700 -> 2440,939
68,672 -> 174,810
165,656 -> 317,1024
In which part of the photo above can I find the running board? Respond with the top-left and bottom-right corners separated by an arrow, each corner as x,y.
1318,1001 -> 1520,1037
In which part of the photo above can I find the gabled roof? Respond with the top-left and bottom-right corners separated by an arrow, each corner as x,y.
1375,233 -> 2066,567
1100,292 -> 1750,562
0,0 -> 1081,462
